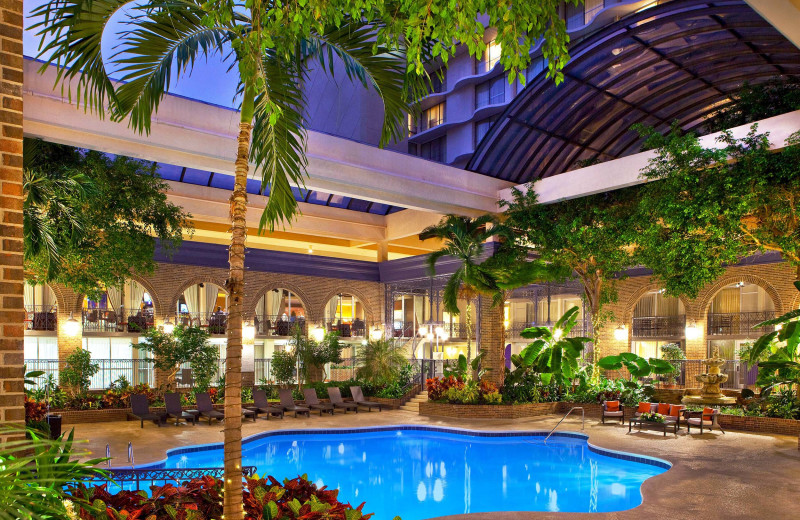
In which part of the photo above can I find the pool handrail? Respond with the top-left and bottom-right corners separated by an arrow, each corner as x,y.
544,406 -> 584,444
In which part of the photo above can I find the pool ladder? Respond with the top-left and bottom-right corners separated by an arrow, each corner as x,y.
105,442 -> 136,469
544,406 -> 584,444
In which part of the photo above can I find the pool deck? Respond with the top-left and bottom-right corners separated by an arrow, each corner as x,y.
70,409 -> 800,520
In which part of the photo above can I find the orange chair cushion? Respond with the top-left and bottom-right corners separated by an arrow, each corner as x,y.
657,403 -> 671,415
669,405 -> 684,418
637,402 -> 651,413
703,407 -> 715,421
606,401 -> 620,412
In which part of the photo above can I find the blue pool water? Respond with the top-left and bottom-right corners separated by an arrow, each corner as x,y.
142,426 -> 668,519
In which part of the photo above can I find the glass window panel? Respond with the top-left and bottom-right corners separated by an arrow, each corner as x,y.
305,191 -> 330,205
246,178 -> 263,195
347,199 -> 370,212
368,203 -> 389,215
210,174 -> 235,190
39,337 -> 58,359
476,76 -> 505,109
421,103 -> 445,131
181,168 -> 211,185
110,338 -> 134,359
85,337 -> 110,359
156,163 -> 183,181
327,195 -> 349,208
24,337 -> 38,358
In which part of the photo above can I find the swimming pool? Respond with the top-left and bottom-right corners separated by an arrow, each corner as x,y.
141,426 -> 669,518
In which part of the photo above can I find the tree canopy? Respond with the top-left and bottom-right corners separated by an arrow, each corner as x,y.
23,139 -> 190,299
705,78 -> 800,133
635,124 -> 800,296
502,187 -> 641,336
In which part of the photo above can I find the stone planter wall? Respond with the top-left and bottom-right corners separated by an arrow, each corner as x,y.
717,414 -> 800,436
419,401 -> 558,419
366,384 -> 421,410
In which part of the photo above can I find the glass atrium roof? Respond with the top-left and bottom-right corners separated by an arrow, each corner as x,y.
154,161 -> 405,216
468,0 -> 800,183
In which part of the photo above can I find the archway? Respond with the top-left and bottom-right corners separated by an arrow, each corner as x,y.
24,282 -> 57,331
630,289 -> 686,360
324,293 -> 367,338
82,279 -> 156,333
254,288 -> 307,337
705,281 -> 777,359
176,282 -> 229,334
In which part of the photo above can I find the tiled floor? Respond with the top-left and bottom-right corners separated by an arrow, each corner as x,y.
70,409 -> 800,520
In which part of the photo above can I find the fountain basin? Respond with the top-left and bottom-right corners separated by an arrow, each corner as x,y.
681,394 -> 736,406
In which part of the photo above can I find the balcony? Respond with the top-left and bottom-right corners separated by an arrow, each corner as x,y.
324,319 -> 368,338
632,315 -> 686,338
707,311 -> 777,337
175,311 -> 228,334
254,314 -> 308,337
82,308 -> 155,333
25,305 -> 57,331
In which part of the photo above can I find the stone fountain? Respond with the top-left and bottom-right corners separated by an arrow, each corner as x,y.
681,347 -> 736,406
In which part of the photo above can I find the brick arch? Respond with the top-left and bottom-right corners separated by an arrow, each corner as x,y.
168,276 -> 230,315
126,274 -> 162,316
790,290 -> 800,311
696,273 -> 783,317
317,287 -> 376,322
622,282 -> 691,323
247,282 -> 314,320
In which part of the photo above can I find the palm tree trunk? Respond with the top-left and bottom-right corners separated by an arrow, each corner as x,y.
223,87 -> 255,520
465,302 -> 472,361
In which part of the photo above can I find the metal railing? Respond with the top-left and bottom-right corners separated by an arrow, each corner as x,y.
82,308 -> 122,333
544,406 -> 584,444
707,311 -> 777,336
667,359 -> 759,389
632,315 -> 686,338
174,311 -> 228,334
125,310 -> 154,333
254,358 -> 273,383
24,358 -> 155,389
25,305 -> 57,331
322,319 -> 369,338
254,314 -> 307,336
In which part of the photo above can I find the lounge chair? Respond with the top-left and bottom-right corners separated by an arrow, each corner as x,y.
327,387 -> 358,413
278,389 -> 310,418
164,392 -> 196,426
130,394 -> 165,428
247,389 -> 284,419
686,407 -> 724,434
601,400 -> 624,424
303,388 -> 335,416
195,392 -> 225,424
350,386 -> 383,412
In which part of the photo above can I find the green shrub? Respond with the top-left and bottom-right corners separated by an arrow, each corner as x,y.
271,350 -> 296,388
59,348 -> 99,396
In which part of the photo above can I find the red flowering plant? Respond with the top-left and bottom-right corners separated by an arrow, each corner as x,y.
426,375 -> 464,401
25,395 -> 47,422
66,474 -> 375,520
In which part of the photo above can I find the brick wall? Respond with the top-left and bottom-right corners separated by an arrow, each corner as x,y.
0,0 -> 24,429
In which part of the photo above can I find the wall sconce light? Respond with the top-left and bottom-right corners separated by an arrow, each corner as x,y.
64,312 -> 81,337
162,316 -> 175,334
243,320 -> 256,344
311,324 -> 325,342
613,325 -> 627,341
418,325 -> 428,337
370,326 -> 383,341
685,321 -> 701,340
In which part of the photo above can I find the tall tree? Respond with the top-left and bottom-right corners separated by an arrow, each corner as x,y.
32,1 -> 577,516
636,124 -> 800,296
419,215 -> 565,364
705,78 -> 800,133
23,139 -> 188,299
502,187 -> 641,364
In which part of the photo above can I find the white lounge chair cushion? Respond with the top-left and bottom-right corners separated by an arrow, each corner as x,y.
604,411 -> 623,417
687,417 -> 713,426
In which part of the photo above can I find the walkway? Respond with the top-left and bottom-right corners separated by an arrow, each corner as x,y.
71,410 -> 799,520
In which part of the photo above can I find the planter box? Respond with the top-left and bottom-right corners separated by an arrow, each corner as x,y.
419,401 -> 558,419
57,404 -> 227,425
717,414 -> 800,436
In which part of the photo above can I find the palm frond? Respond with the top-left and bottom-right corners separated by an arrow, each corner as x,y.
29,0 -> 131,116
249,50 -> 308,231
303,21 -> 424,147
443,266 -> 465,315
111,0 -> 233,133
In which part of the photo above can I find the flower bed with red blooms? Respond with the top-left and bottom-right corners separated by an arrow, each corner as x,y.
66,474 -> 374,520
25,396 -> 48,422
426,375 -> 464,401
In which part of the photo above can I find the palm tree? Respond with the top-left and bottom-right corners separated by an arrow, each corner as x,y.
355,337 -> 408,385
31,2 -> 424,516
419,215 -> 565,365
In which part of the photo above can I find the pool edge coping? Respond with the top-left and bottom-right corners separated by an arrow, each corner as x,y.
125,424 -> 672,472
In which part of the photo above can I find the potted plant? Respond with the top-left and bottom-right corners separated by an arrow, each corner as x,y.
660,343 -> 686,389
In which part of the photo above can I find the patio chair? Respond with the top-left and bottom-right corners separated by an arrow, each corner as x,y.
327,387 -> 358,413
601,400 -> 624,424
303,388 -> 335,416
130,394 -> 165,428
278,389 -> 310,418
195,392 -> 225,424
350,386 -> 383,412
164,392 -> 196,426
248,389 -> 284,419
664,404 -> 685,428
686,407 -> 724,434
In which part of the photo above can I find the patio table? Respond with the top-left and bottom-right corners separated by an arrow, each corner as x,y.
628,417 -> 678,436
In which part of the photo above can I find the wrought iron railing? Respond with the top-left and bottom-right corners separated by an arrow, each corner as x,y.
125,309 -> 155,333
90,466 -> 257,492
632,315 -> 686,338
174,311 -> 229,334
707,311 -> 777,336
82,308 -> 123,332
25,305 -> 57,331
24,358 -> 155,389
254,358 -> 273,383
254,314 -> 307,336
322,319 -> 369,338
